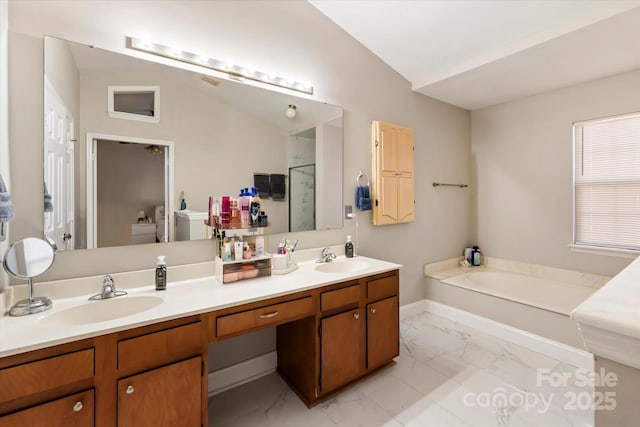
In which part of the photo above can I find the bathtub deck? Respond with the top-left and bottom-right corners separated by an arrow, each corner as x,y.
424,257 -> 609,316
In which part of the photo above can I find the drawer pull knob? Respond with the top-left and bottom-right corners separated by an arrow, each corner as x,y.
370,307 -> 376,313
353,313 -> 360,319
126,385 -> 135,394
260,311 -> 279,319
73,402 -> 83,412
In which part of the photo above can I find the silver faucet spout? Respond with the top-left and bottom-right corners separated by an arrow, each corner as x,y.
316,247 -> 337,263
102,275 -> 115,298
89,274 -> 127,300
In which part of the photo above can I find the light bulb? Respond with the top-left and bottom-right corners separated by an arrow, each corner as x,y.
267,72 -> 277,81
285,104 -> 297,119
198,53 -> 209,63
224,60 -> 234,70
171,45 -> 182,56
247,64 -> 256,74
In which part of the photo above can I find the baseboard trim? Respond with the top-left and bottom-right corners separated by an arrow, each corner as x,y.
208,351 -> 277,397
420,299 -> 593,370
399,299 -> 427,320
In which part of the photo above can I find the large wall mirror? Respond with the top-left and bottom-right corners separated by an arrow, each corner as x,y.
44,37 -> 343,251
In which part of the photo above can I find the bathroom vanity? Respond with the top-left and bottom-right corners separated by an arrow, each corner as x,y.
0,255 -> 400,426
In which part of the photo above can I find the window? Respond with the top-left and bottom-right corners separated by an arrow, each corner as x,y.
107,86 -> 160,123
573,112 -> 640,254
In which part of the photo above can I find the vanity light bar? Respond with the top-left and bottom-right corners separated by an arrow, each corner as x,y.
127,37 -> 313,95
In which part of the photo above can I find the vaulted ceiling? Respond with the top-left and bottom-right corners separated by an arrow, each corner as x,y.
310,1 -> 640,110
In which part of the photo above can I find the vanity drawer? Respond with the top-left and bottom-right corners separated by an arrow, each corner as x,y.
117,322 -> 202,372
0,349 -> 94,403
216,297 -> 313,337
0,389 -> 94,427
321,284 -> 360,312
366,273 -> 399,301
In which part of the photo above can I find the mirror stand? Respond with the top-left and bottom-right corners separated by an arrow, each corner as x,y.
9,277 -> 53,316
4,237 -> 56,316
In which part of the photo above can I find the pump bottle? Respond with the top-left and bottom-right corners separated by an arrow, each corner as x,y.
345,235 -> 354,258
155,256 -> 167,290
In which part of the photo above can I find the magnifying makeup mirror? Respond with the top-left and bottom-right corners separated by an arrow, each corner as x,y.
4,237 -> 56,316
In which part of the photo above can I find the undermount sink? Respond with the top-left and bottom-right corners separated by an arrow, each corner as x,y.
43,295 -> 163,326
315,260 -> 369,273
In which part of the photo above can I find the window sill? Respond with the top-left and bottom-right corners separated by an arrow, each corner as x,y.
568,244 -> 640,259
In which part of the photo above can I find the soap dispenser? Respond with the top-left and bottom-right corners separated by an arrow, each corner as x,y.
155,256 -> 167,290
471,246 -> 481,266
345,235 -> 354,258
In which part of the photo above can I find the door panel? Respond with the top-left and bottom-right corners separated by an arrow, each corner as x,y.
397,177 -> 415,223
44,79 -> 74,251
321,309 -> 362,393
117,357 -> 201,427
367,296 -> 399,369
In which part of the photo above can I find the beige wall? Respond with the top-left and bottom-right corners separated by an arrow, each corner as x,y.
471,70 -> 640,277
79,66 -> 289,242
44,36 -> 79,118
7,1 -> 471,306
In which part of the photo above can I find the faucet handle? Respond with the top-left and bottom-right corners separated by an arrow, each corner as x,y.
103,274 -> 114,287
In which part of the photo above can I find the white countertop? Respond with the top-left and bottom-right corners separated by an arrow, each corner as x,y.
0,254 -> 401,358
571,255 -> 640,369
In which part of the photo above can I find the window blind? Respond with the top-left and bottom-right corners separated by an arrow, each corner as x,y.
574,113 -> 640,252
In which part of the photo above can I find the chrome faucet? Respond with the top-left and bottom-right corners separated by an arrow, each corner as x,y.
89,275 -> 127,300
316,247 -> 337,263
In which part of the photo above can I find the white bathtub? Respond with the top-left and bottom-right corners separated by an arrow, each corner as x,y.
442,269 -> 597,316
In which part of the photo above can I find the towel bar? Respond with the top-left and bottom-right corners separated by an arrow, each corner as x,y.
432,182 -> 468,188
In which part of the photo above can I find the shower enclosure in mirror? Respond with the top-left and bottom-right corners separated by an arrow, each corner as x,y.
43,36 -> 343,251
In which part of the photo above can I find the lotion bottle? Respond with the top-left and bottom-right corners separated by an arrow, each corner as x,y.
255,235 -> 265,256
155,256 -> 167,290
345,235 -> 354,258
234,239 -> 243,261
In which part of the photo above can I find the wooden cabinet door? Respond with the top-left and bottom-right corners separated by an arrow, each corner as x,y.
373,121 -> 414,225
320,308 -> 363,393
397,176 -> 415,223
0,389 -> 94,427
367,296 -> 399,369
117,357 -> 201,427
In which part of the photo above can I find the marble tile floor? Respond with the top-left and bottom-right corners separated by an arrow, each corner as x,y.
209,310 -> 594,427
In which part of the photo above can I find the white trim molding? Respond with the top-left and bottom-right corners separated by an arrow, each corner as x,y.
208,351 -> 277,397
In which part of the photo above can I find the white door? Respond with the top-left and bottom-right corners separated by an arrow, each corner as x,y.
44,78 -> 75,251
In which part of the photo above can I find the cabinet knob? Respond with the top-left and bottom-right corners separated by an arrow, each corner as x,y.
73,401 -> 83,412
126,385 -> 135,394
353,313 -> 360,319
370,307 -> 376,314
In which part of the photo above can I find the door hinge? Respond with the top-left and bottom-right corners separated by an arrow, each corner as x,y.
201,360 -> 205,376
375,139 -> 379,147
318,324 -> 322,336
375,199 -> 379,206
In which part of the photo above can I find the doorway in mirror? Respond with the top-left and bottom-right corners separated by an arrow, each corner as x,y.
86,133 -> 174,249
